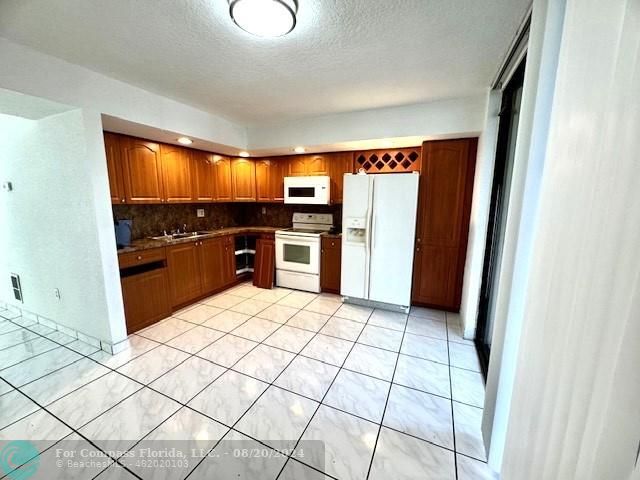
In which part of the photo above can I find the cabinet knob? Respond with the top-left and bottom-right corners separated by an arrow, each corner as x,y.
137,255 -> 142,260
121,198 -> 125,203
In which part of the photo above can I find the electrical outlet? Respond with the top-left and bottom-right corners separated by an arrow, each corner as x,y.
261,207 -> 267,215
54,288 -> 61,300
2,181 -> 13,192
197,208 -> 205,218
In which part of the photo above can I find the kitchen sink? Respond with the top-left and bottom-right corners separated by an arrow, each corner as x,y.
151,231 -> 213,241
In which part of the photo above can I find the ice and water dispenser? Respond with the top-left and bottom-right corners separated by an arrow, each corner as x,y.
345,217 -> 367,244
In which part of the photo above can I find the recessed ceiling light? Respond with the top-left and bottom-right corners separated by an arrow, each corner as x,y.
239,151 -> 250,157
229,0 -> 298,38
177,137 -> 193,145
294,146 -> 306,153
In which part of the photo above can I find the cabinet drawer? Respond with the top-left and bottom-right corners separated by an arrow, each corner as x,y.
119,247 -> 166,269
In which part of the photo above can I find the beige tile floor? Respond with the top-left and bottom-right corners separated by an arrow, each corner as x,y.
0,284 -> 497,480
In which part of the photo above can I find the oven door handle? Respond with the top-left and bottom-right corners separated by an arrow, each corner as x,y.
275,235 -> 318,242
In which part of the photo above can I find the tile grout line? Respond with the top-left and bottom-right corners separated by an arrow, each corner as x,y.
363,309 -> 410,480
273,305 -> 377,480
446,311 -> 460,480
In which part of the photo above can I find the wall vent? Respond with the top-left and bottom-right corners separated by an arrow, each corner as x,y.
11,273 -> 23,303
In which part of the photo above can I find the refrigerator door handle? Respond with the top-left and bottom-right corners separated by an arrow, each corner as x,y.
371,214 -> 377,250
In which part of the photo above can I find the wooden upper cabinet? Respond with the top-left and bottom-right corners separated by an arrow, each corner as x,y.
255,158 -> 286,202
192,151 -> 215,202
231,158 -> 256,201
306,155 -> 328,175
213,155 -> 233,202
411,138 -> 477,311
287,154 -> 328,176
104,132 -> 126,204
327,152 -> 354,204
271,159 -> 286,202
160,144 -> 193,203
255,159 -> 272,202
122,137 -> 164,204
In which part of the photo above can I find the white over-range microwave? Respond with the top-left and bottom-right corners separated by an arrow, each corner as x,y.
284,176 -> 331,205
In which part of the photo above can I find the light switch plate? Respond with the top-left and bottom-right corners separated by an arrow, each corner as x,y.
197,209 -> 205,218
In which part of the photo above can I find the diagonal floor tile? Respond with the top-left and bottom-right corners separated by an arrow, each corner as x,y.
304,297 -> 342,316
409,306 -> 446,322
456,454 -> 499,480
150,356 -> 226,403
256,304 -> 300,324
301,334 -> 353,366
278,458 -> 330,479
31,433 -> 110,480
231,317 -> 281,342
196,334 -> 257,367
227,284 -> 264,299
297,405 -> 378,480
324,370 -> 390,423
369,427 -> 456,480
173,304 -> 223,324
188,429 -> 286,479
165,325 -> 225,354
450,367 -> 485,408
0,328 -> 39,350
334,304 -> 373,323
20,357 -> 111,406
89,335 -> 160,369
0,390 -> 40,430
48,372 -> 142,428
117,345 -> 190,385
263,325 -> 315,353
0,337 -> 60,370
202,310 -> 250,332
394,354 -> 451,398
79,387 -> 181,454
188,370 -> 268,426
343,343 -> 398,381
368,309 -> 408,331
449,342 -> 481,372
0,320 -> 23,335
236,386 -> 318,450
233,344 -> 295,382
252,287 -> 292,303
383,384 -> 454,449
319,316 -> 365,341
406,315 -> 448,340
286,310 -> 330,332
204,293 -> 247,309
400,333 -> 449,364
276,291 -> 318,309
137,318 -> 195,343
358,324 -> 404,351
453,401 -> 487,461
275,356 -> 339,401
229,298 -> 272,316
0,346 -> 83,387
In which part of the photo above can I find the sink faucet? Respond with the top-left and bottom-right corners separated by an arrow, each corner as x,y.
183,224 -> 188,233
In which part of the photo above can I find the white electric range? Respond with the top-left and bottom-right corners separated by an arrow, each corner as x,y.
275,213 -> 334,293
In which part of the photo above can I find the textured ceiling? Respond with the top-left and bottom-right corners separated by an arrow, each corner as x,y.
0,0 -> 529,124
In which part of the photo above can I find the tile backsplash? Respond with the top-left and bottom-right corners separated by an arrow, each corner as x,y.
112,203 -> 342,240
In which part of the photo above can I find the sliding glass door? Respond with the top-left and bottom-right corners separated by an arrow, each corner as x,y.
475,59 -> 526,377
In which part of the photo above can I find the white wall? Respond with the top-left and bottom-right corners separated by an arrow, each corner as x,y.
0,37 -> 247,149
0,109 -> 126,344
500,0 -> 640,478
247,95 -> 487,152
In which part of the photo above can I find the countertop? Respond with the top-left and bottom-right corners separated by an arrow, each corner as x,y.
117,226 -> 283,254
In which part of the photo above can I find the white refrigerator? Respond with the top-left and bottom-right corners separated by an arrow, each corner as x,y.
341,173 -> 420,310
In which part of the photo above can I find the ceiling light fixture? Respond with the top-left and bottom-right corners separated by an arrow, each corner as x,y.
294,146 -> 306,153
239,151 -> 250,157
177,137 -> 193,145
229,0 -> 298,37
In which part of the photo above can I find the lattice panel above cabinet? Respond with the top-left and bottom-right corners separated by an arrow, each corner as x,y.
354,147 -> 422,173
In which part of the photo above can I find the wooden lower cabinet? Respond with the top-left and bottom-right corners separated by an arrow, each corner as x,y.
411,138 -> 477,311
121,267 -> 171,334
321,236 -> 342,294
167,242 -> 203,307
200,238 -> 227,293
222,236 -> 236,285
253,238 -> 275,289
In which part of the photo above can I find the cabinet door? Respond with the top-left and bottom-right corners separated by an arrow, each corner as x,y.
200,238 -> 226,294
328,152 -> 354,204
222,236 -> 237,286
167,243 -> 202,307
411,139 -> 477,310
213,156 -> 233,202
192,151 -> 215,202
104,132 -> 126,204
255,159 -> 272,202
121,268 -> 171,334
321,237 -> 342,293
306,155 -> 328,175
253,238 -> 275,289
231,158 -> 256,201
271,159 -> 287,202
288,156 -> 307,176
161,144 -> 193,203
122,137 -> 164,203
